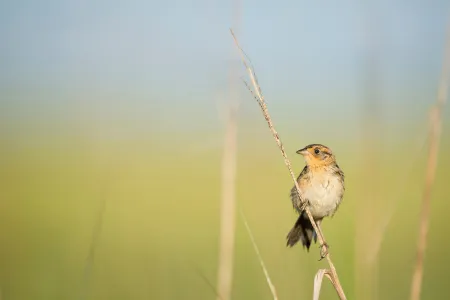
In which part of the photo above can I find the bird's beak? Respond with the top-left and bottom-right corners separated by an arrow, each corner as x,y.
296,147 -> 309,156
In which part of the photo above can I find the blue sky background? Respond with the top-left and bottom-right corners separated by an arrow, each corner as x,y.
1,0 -> 450,143
2,3 -> 450,299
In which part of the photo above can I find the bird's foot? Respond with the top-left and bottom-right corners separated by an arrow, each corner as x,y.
318,242 -> 329,261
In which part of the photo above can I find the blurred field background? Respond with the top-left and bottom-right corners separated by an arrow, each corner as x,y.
2,0 -> 450,299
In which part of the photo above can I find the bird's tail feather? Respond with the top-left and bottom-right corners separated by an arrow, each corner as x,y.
286,212 -> 317,250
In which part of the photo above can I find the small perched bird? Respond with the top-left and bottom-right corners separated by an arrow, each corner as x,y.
286,144 -> 345,254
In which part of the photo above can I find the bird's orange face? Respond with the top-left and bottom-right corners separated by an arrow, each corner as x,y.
296,144 -> 336,167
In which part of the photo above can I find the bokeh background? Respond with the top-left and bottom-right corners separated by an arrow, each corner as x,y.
1,0 -> 450,299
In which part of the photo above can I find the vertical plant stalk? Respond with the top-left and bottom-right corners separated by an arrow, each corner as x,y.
230,29 -> 347,300
410,22 -> 450,300
216,103 -> 238,300
240,210 -> 279,300
216,3 -> 241,299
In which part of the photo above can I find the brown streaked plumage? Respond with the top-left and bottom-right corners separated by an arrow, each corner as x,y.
286,144 -> 345,251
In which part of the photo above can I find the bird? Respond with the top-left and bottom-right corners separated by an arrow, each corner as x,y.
286,144 -> 345,256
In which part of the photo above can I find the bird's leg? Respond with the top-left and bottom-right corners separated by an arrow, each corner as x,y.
315,220 -> 329,260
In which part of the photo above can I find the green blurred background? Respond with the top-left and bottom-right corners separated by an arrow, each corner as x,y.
2,0 -> 450,299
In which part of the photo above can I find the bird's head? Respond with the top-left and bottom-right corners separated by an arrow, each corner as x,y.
296,144 -> 336,167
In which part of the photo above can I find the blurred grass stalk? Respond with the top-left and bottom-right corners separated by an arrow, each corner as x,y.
240,210 -> 278,300
215,2 -> 241,299
216,99 -> 238,300
79,195 -> 106,300
78,157 -> 117,300
410,20 -> 450,300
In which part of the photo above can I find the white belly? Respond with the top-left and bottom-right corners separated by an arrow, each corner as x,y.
304,175 -> 343,219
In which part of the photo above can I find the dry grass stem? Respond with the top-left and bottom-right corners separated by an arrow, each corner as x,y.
216,8 -> 241,296
240,210 -> 279,300
410,21 -> 450,300
230,29 -> 347,300
216,68 -> 239,300
313,269 -> 334,300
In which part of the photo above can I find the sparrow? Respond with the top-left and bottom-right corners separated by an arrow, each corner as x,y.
286,144 -> 345,254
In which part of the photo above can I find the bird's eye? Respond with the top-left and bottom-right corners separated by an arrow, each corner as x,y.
314,148 -> 320,154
